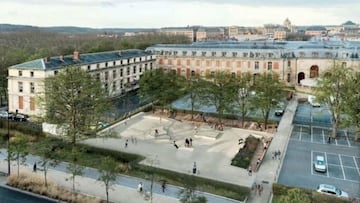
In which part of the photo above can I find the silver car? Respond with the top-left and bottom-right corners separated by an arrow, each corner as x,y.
314,155 -> 327,172
317,184 -> 349,198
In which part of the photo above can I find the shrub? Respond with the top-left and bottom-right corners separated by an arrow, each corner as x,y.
231,135 -> 260,168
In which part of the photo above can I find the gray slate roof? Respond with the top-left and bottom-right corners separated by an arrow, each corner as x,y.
11,49 -> 151,70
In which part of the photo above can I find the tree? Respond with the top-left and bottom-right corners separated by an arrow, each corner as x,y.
98,156 -> 118,203
278,188 -> 311,203
178,176 -> 207,203
37,139 -> 59,187
183,75 -> 202,120
342,71 -> 360,137
315,64 -> 353,138
199,72 -> 238,123
235,73 -> 253,127
8,136 -> 28,177
66,147 -> 84,195
139,69 -> 185,110
251,73 -> 285,129
44,66 -> 110,146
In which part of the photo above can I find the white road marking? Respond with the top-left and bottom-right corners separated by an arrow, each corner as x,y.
338,154 -> 346,180
299,126 -> 302,141
353,156 -> 360,177
322,130 -> 325,144
324,152 -> 329,177
343,130 -> 351,147
311,150 -> 314,175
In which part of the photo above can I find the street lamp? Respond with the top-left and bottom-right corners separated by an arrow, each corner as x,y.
7,110 -> 10,176
238,88 -> 248,128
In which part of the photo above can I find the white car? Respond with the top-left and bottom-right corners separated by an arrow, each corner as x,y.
314,155 -> 327,172
317,184 -> 349,198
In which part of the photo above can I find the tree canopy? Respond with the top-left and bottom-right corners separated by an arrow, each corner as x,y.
44,66 -> 110,145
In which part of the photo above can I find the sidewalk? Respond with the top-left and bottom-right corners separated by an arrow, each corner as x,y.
246,98 -> 298,203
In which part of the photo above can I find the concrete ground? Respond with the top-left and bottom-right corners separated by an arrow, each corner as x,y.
83,112 -> 274,189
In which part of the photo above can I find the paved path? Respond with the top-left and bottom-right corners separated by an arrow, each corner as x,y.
246,98 -> 298,203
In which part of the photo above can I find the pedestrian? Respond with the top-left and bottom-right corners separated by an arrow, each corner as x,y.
278,150 -> 281,160
137,182 -> 143,192
161,181 -> 166,192
257,184 -> 260,195
192,162 -> 197,174
272,151 -> 275,160
327,136 -> 331,144
125,139 -> 128,148
256,158 -> 261,166
248,166 -> 252,176
189,138 -> 193,147
33,162 -> 37,172
185,138 -> 189,147
259,184 -> 263,196
173,141 -> 179,149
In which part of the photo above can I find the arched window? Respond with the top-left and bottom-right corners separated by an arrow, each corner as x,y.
298,72 -> 305,84
310,65 -> 319,78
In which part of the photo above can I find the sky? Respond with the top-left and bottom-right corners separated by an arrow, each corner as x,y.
1,0 -> 359,28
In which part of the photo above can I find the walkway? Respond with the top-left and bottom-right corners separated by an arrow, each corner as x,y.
0,150 -> 243,203
246,98 -> 298,203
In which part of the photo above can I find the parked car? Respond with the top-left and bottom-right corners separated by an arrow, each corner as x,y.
317,184 -> 349,198
14,113 -> 28,122
0,111 -> 15,120
314,155 -> 327,172
274,102 -> 285,116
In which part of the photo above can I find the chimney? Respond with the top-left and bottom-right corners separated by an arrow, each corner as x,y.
59,55 -> 64,62
73,51 -> 80,60
44,57 -> 50,64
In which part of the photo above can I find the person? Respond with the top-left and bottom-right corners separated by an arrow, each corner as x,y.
155,129 -> 159,136
256,158 -> 261,166
248,166 -> 252,176
137,182 -> 143,192
125,139 -> 128,148
173,141 -> 179,149
161,181 -> 166,192
185,138 -> 189,147
189,138 -> 193,147
33,162 -> 37,172
192,162 -> 197,174
327,136 -> 331,144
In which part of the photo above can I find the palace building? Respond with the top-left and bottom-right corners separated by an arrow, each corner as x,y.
145,40 -> 360,86
7,50 -> 156,116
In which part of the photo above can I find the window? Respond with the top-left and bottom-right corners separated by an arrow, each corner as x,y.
19,96 -> 23,109
120,69 -> 123,77
104,83 -> 108,91
232,52 -> 237,57
104,71 -> 108,80
268,62 -> 272,70
54,70 -> 58,75
255,53 -> 260,58
113,61 -> 116,66
182,51 -> 187,56
113,70 -> 116,78
202,52 -> 206,57
299,52 -> 305,57
192,51 -> 196,56
112,81 -> 116,90
342,62 -> 347,67
30,82 -> 35,93
30,97 -> 35,111
30,71 -> 34,77
133,66 -> 136,74
18,82 -> 23,93
231,72 -> 236,78
87,65 -> 91,70
312,52 -> 319,58
212,52 -> 216,57
105,62 -> 108,68
287,60 -> 291,67
287,73 -> 291,82
191,70 -> 195,76
127,67 -> 130,75
243,53 -> 248,57
144,64 -> 148,71
210,71 -> 215,76
96,73 -> 100,80
222,52 -> 227,57
18,71 -> 22,76
120,80 -> 123,89
254,61 -> 259,70
139,67 -> 142,73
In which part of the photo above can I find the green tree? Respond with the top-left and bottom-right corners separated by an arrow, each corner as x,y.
199,72 -> 238,123
342,71 -> 360,138
66,147 -> 84,195
315,64 -> 353,138
139,69 -> 185,110
178,176 -> 207,203
235,73 -> 253,128
183,75 -> 203,120
278,188 -> 311,203
8,136 -> 28,177
43,66 -> 110,145
251,73 -> 285,129
37,139 -> 59,187
98,156 -> 118,203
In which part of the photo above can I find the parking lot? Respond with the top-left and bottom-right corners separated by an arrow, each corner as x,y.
311,150 -> 360,183
278,102 -> 360,200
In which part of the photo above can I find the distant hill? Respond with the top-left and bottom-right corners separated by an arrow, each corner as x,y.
0,24 -> 157,33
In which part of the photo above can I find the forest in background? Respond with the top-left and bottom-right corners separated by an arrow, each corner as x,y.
0,30 -> 191,106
